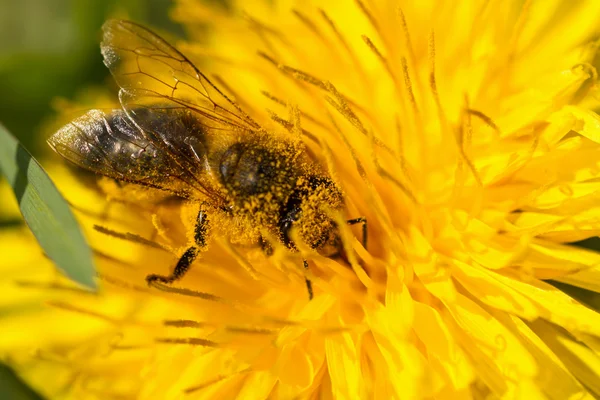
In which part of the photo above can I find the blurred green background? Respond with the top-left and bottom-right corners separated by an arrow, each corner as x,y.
0,0 -> 183,157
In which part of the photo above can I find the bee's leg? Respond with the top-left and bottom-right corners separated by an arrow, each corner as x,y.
146,208 -> 209,285
146,247 -> 199,285
303,260 -> 314,300
346,217 -> 367,250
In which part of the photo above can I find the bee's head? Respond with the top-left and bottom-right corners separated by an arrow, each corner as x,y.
279,174 -> 344,255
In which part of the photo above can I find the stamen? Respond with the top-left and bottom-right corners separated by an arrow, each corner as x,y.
261,90 -> 328,128
14,280 -> 94,294
368,131 -> 412,260
155,337 -> 218,346
110,344 -> 146,351
401,57 -> 419,115
211,74 -> 255,114
257,50 -> 276,65
467,109 -> 501,135
361,35 -> 382,60
148,281 -> 228,303
68,202 -> 112,222
97,273 -> 149,292
258,56 -> 374,133
92,249 -> 136,268
394,117 -> 410,179
362,35 -> 403,97
369,130 -> 418,204
260,90 -> 285,105
316,133 -> 342,183
323,81 -> 369,136
266,109 -> 321,149
428,30 -> 454,169
288,103 -> 302,138
243,12 -> 288,59
258,53 -> 333,114
225,326 -> 276,335
261,315 -> 356,332
397,8 -> 418,78
292,9 -> 325,40
270,61 -> 368,116
326,111 -> 366,178
319,9 -> 369,82
93,224 -> 169,251
164,319 -> 278,335
284,66 -> 328,90
429,31 -> 445,122
164,319 -> 205,328
46,301 -> 119,324
355,0 -> 379,32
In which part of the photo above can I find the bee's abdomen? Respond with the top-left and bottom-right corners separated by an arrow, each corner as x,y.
49,109 -> 177,181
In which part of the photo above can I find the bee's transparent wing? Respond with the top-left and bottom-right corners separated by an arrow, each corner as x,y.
101,19 -> 261,133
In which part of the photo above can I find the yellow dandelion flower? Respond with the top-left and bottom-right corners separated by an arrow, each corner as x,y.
3,0 -> 600,399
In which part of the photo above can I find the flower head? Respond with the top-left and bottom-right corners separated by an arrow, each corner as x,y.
4,0 -> 600,398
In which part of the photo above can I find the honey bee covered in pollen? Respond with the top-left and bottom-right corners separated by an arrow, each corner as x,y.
48,20 -> 366,299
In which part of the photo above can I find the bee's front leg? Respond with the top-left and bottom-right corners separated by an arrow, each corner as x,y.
146,207 -> 210,285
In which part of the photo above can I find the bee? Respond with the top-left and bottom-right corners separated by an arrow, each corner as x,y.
48,20 -> 366,299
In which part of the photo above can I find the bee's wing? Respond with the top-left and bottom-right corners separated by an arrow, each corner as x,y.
101,19 -> 261,133
48,109 -> 218,201
96,19 -> 266,204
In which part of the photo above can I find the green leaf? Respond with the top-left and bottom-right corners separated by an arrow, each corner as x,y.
0,123 -> 96,290
0,363 -> 45,400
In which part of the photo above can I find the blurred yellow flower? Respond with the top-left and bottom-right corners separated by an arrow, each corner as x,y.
4,0 -> 600,399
